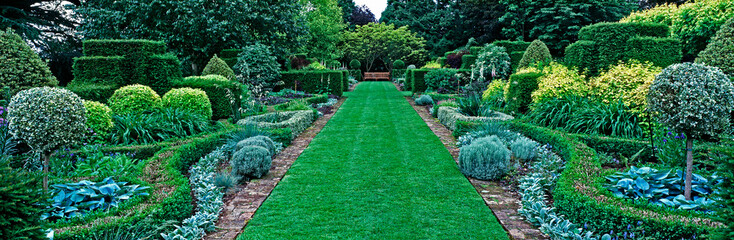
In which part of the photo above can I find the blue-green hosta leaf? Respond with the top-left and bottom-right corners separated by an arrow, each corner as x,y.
63,206 -> 79,213
635,178 -> 650,191
99,183 -> 121,195
53,191 -> 66,203
69,192 -> 86,203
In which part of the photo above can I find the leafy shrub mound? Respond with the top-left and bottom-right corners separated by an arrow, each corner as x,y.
510,138 -> 538,163
43,177 -> 149,220
236,136 -> 275,155
696,17 -> 734,78
472,44 -> 511,81
108,84 -> 161,115
233,43 -> 281,97
517,40 -> 551,69
175,75 -> 243,120
161,88 -> 213,119
446,51 -> 468,69
459,135 -> 510,180
605,166 -> 721,210
504,69 -> 543,115
0,29 -> 58,100
83,100 -> 114,138
590,60 -> 661,112
393,59 -> 405,69
531,62 -> 588,104
231,146 -> 272,179
482,80 -> 507,109
425,68 -> 459,93
0,158 -> 47,239
415,95 -> 434,106
201,54 -> 235,80
349,59 -> 361,69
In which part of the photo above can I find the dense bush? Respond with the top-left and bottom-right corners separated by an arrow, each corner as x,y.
696,17 -> 734,78
238,110 -> 316,138
393,59 -> 405,69
625,37 -> 682,68
459,135 -> 510,180
482,80 -> 507,110
472,44 -> 511,81
517,40 -> 551,69
504,69 -> 543,115
233,43 -> 281,97
446,50 -> 469,69
175,75 -> 243,120
590,60 -> 661,113
349,59 -> 361,69
201,54 -> 235,80
493,40 -> 531,69
509,137 -> 538,163
0,159 -> 47,240
83,100 -> 114,139
0,29 -> 58,100
161,88 -> 213,120
219,49 -> 242,68
237,135 -> 275,155
715,142 -> 734,239
415,95 -> 434,106
108,84 -> 161,115
531,62 -> 588,104
424,68 -> 459,93
231,146 -> 272,179
65,81 -> 117,103
280,70 -> 345,96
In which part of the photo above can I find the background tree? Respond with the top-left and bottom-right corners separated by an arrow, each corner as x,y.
77,0 -> 309,74
337,0 -> 356,25
351,5 -> 376,26
301,0 -> 346,61
340,23 -> 427,72
381,0 -> 460,57
453,0 -> 505,45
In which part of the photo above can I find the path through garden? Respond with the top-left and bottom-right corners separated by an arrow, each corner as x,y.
237,82 -> 509,239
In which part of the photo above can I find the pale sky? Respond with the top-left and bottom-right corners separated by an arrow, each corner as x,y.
354,0 -> 387,20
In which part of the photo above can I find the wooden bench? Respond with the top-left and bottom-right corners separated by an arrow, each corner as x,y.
363,72 -> 390,81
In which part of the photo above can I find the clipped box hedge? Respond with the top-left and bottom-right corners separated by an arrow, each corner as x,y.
625,36 -> 682,68
71,56 -> 125,85
494,40 -> 531,70
341,70 -> 349,91
237,110 -> 317,139
410,69 -> 431,93
461,55 -> 477,69
505,121 -> 721,239
280,70 -> 345,96
65,81 -> 118,103
437,106 -> 513,131
174,75 -> 244,120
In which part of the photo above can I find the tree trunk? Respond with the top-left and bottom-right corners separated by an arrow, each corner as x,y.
43,152 -> 49,192
685,138 -> 693,200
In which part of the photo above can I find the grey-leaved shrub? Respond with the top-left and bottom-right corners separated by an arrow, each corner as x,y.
472,44 -> 512,81
236,135 -> 275,155
231,145 -> 272,179
415,95 -> 434,106
510,137 -> 539,162
459,135 -> 511,180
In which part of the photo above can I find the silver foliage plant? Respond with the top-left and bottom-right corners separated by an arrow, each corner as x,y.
472,44 -> 512,82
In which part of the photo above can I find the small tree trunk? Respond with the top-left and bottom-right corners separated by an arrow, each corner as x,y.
685,138 -> 693,200
43,152 -> 49,192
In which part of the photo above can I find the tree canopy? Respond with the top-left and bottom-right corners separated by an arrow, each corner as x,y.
301,0 -> 346,61
340,23 -> 428,72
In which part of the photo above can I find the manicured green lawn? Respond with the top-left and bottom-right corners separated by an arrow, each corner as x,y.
238,82 -> 509,239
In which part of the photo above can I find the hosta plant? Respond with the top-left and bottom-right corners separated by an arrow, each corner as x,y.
43,177 -> 150,220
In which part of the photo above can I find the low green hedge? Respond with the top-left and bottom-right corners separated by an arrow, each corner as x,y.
437,106 -> 513,131
626,37 -> 682,68
564,40 -> 599,74
174,75 -> 243,120
65,81 -> 118,103
237,110 -> 317,139
461,55 -> 477,69
341,70 -> 349,92
505,121 -> 721,239
280,70 -> 344,96
72,56 -> 125,85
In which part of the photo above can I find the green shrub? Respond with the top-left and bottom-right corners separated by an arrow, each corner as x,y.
510,137 -> 538,162
233,43 -> 281,97
175,75 -> 242,120
0,159 -> 47,240
83,100 -> 114,138
459,135 -> 510,180
415,95 -> 434,106
109,109 -> 212,145
108,84 -> 161,115
714,141 -> 734,240
470,46 -> 483,55
238,111 -> 316,139
503,70 -> 543,115
425,68 -> 459,92
393,59 -> 405,69
563,40 -> 598,73
161,88 -> 213,119
72,56 -> 125,85
303,61 -> 327,71
409,69 -> 431,93
0,29 -> 58,100
518,40 -> 552,69
532,62 -> 588,104
696,17 -> 734,78
472,44 -> 511,81
273,100 -> 311,112
482,80 -> 507,110
349,59 -> 361,69
219,49 -> 242,68
65,81 -> 117,103
348,70 -> 362,81
82,39 -> 165,56
231,146 -> 272,179
493,40 -> 531,69
280,70 -> 345,96
626,37 -> 682,68
201,54 -> 235,80
590,60 -> 662,112
460,55 -> 477,69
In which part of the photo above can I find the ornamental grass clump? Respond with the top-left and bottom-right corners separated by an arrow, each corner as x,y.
231,145 -> 272,179
459,135 -> 511,180
648,62 -> 734,199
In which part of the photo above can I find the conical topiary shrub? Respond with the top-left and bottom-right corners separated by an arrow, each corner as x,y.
518,39 -> 552,69
202,54 -> 235,80
0,28 -> 58,100
696,17 -> 734,78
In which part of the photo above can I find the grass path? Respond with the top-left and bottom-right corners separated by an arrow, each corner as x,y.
238,82 -> 509,239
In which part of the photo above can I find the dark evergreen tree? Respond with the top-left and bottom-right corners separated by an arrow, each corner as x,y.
351,5 -> 376,26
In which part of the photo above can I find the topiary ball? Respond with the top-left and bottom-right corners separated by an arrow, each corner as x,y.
108,84 -> 161,115
161,87 -> 212,119
83,100 -> 114,138
202,54 -> 235,80
407,64 -> 417,70
349,59 -> 361,70
236,135 -> 276,155
231,145 -> 272,179
458,135 -> 511,180
518,39 -> 552,69
0,29 -> 58,100
648,63 -> 734,138
393,59 -> 406,69
473,44 -> 512,81
8,87 -> 87,152
415,94 -> 434,106
696,17 -> 734,78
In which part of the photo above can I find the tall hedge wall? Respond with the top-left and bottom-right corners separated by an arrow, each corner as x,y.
280,70 -> 345,96
410,69 -> 431,93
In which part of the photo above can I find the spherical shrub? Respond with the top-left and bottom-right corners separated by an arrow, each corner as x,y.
231,145 -> 272,179
425,68 -> 459,92
393,59 -> 406,69
696,17 -> 734,78
415,95 -> 434,106
8,87 -> 87,152
108,84 -> 161,115
0,29 -> 58,100
531,62 -> 588,104
201,54 -> 235,80
591,60 -> 661,112
459,135 -> 511,180
407,64 -> 417,70
349,59 -> 361,69
161,88 -> 212,119
0,158 -> 48,240
473,44 -> 512,81
233,43 -> 281,97
518,39 -> 552,69
83,100 -> 114,138
648,63 -> 734,138
236,135 -> 276,155
510,137 -> 538,162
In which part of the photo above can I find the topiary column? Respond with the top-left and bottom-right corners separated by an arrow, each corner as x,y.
648,63 -> 734,200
